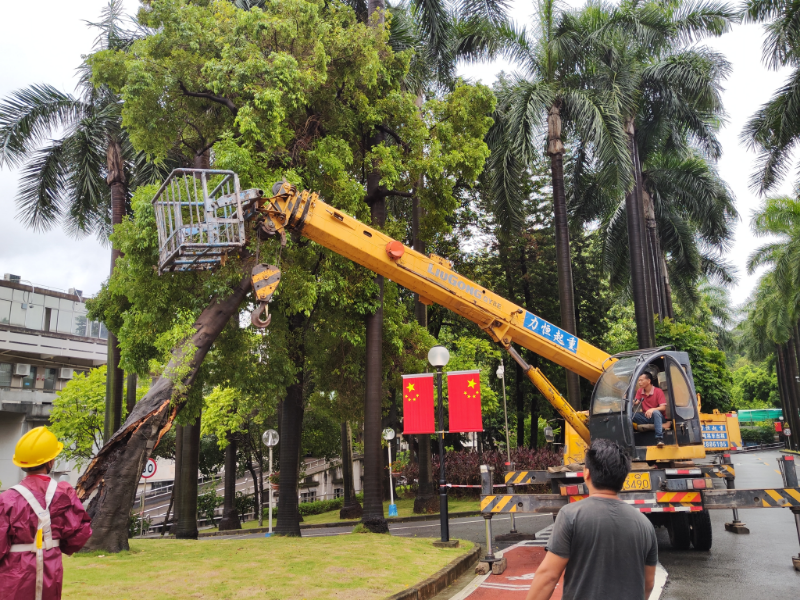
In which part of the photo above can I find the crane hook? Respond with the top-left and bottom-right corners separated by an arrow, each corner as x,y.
251,301 -> 272,329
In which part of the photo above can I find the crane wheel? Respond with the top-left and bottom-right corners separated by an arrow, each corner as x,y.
668,513 -> 692,550
690,510 -> 713,551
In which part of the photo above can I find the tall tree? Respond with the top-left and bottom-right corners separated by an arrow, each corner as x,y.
492,0 -> 630,404
0,1 -> 169,440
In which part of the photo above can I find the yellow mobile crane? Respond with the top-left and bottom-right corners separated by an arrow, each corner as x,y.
153,173 -> 800,559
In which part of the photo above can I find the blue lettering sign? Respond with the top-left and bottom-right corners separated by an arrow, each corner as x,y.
523,311 -> 578,354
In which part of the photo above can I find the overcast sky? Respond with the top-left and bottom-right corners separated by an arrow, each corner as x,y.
0,0 -> 793,306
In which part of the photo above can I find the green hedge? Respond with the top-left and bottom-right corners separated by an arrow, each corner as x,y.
741,422 -> 776,444
262,492 -> 364,519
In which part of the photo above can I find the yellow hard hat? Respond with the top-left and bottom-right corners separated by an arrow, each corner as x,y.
12,427 -> 63,468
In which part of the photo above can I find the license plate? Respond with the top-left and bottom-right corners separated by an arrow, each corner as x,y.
623,472 -> 651,491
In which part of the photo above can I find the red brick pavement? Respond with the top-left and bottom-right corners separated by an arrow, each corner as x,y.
466,545 -> 563,599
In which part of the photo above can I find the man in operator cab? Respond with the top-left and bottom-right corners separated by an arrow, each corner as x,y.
0,427 -> 92,600
633,371 -> 668,448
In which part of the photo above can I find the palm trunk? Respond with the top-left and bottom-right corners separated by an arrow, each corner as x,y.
169,424 -> 184,534
274,313 -> 307,536
77,273 -> 253,552
548,103 -> 582,408
125,373 -> 137,414
661,256 -> 675,319
780,342 -> 800,451
624,120 -> 655,349
642,189 -> 666,320
339,421 -> 363,519
218,433 -> 241,531
104,139 -> 127,441
176,409 -> 201,539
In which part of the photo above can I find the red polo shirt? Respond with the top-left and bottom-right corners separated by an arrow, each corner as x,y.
635,385 -> 666,412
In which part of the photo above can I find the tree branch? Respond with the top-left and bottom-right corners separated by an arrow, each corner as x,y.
178,81 -> 239,117
376,124 -> 410,152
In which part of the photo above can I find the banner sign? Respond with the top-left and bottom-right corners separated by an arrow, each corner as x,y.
523,312 -> 578,353
702,424 -> 728,449
402,373 -> 435,434
447,370 -> 483,432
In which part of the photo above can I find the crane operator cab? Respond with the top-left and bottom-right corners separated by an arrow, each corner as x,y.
589,348 -> 703,461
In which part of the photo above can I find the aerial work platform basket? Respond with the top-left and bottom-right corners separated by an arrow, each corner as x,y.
152,169 -> 260,273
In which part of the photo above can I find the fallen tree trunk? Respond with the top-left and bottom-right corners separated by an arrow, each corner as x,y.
76,273 -> 252,552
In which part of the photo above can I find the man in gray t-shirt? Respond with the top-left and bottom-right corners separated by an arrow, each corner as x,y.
525,439 -> 658,600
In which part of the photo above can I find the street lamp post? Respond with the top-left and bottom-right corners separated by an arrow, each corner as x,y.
383,428 -> 398,517
496,360 -> 516,534
262,429 -> 279,538
428,345 -> 450,543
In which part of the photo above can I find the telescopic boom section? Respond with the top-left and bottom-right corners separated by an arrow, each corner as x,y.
256,184 -> 605,442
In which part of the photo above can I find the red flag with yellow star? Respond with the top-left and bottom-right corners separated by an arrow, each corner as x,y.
402,373 -> 435,434
447,370 -> 483,432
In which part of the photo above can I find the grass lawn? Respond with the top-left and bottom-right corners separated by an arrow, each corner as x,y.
64,535 -> 472,600
209,496 -> 480,531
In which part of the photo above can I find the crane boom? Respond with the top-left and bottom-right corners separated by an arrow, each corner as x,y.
256,184 -> 606,442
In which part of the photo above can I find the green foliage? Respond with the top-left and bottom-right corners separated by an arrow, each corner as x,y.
730,362 -> 780,410
740,421 -> 776,445
235,491 -> 255,520
604,308 -> 733,412
128,513 -> 151,538
197,483 -> 223,524
199,435 -> 226,479
50,366 -> 146,468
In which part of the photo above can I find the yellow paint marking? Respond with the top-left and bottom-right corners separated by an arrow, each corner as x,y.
514,471 -> 529,485
492,495 -> 513,513
785,489 -> 800,503
659,492 -> 676,503
765,489 -> 785,503
510,504 -> 517,513
504,472 -> 512,483
480,495 -> 496,510
763,498 -> 771,508
775,470 -> 782,475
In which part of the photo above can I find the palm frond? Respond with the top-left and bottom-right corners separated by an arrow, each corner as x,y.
14,139 -> 70,232
0,85 -> 84,168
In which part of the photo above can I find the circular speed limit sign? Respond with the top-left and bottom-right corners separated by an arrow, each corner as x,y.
142,458 -> 157,479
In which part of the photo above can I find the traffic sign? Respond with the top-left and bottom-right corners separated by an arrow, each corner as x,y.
142,458 -> 157,479
382,428 -> 396,441
262,429 -> 279,447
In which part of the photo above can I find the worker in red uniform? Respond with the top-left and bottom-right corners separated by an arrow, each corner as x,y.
0,427 -> 92,600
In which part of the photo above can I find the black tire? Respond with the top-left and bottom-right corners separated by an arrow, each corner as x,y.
668,513 -> 692,550
690,510 -> 713,551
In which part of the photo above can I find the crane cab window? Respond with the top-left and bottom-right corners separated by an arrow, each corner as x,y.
592,357 -> 637,414
668,361 -> 695,419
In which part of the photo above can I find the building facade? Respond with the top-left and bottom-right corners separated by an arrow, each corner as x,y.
0,276 -> 107,490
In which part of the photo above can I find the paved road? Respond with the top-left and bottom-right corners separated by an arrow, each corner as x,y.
660,449 -> 800,599
208,510 -> 554,550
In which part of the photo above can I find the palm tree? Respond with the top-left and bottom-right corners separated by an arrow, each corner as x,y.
743,0 -> 800,193
575,147 -> 737,316
0,0 -> 163,441
491,0 -> 630,406
570,0 -> 736,345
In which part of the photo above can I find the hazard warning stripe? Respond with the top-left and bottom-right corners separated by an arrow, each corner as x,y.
480,495 -> 520,513
624,498 -> 657,505
760,489 -> 800,508
568,495 -> 589,503
657,491 -> 702,503
503,470 -> 550,485
640,506 -> 704,513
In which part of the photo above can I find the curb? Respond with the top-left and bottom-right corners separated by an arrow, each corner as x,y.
385,543 -> 481,600
193,510 -> 483,538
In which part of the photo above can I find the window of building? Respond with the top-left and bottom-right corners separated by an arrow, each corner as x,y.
300,491 -> 316,503
0,363 -> 11,387
0,299 -> 11,324
43,368 -> 57,391
334,488 -> 343,499
21,366 -> 37,390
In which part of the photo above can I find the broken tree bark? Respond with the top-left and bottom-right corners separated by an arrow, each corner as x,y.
76,273 -> 253,552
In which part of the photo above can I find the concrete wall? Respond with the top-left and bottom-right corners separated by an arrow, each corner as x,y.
0,412 -> 26,490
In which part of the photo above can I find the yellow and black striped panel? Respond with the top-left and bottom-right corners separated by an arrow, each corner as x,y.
481,495 -> 517,513
758,488 -> 800,508
504,470 -> 551,485
657,492 -> 702,504
704,465 -> 735,478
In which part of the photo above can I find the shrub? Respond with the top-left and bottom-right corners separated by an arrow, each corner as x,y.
197,485 -> 223,523
401,448 -> 562,498
128,513 -> 151,538
261,492 -> 364,519
741,421 -> 776,444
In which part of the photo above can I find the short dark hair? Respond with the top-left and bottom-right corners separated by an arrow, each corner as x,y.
639,371 -> 655,384
585,439 -> 631,492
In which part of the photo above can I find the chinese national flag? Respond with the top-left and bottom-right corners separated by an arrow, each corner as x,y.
402,374 -> 435,434
447,370 -> 483,432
